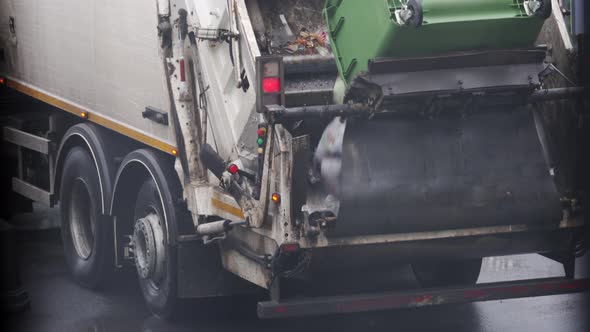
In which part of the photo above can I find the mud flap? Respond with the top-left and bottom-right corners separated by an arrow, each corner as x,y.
176,238 -> 256,298
335,108 -> 562,236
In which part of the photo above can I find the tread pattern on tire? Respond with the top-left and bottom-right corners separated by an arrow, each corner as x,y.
59,146 -> 113,289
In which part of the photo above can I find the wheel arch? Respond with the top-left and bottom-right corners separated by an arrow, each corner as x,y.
110,149 -> 187,245
54,123 -> 119,214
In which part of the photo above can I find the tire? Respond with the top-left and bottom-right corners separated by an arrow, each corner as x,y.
405,0 -> 423,27
412,258 -> 483,288
534,0 -> 552,19
59,146 -> 112,288
133,177 -> 177,319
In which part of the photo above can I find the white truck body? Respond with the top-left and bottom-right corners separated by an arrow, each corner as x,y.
0,0 -> 262,160
0,0 -> 176,152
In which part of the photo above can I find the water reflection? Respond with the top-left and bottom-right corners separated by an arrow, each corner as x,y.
76,303 -> 485,332
11,232 -> 589,332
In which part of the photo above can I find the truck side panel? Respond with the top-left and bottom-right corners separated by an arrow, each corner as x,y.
0,0 -> 176,153
185,0 -> 261,163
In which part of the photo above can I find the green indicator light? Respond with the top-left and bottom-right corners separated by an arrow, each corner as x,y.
257,138 -> 265,146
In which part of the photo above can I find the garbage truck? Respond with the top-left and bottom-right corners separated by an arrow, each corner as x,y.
0,0 -> 587,319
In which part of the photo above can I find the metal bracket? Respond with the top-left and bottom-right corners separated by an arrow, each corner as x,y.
142,106 -> 169,126
538,63 -> 555,82
191,27 -> 239,43
9,16 -> 15,34
203,233 -> 227,245
158,20 -> 172,49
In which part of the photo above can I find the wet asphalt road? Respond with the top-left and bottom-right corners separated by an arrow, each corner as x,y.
2,210 -> 589,332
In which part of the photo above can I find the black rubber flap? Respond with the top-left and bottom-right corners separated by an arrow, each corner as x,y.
335,108 -> 562,236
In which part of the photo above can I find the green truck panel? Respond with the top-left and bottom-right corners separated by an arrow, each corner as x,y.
324,0 -> 549,86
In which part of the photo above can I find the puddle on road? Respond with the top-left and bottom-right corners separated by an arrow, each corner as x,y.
478,254 -> 587,284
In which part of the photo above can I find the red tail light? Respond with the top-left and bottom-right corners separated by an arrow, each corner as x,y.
280,243 -> 300,253
257,56 -> 284,113
228,164 -> 239,174
262,77 -> 281,93
179,59 -> 186,82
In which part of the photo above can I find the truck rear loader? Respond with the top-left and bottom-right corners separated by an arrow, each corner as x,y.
0,0 -> 587,319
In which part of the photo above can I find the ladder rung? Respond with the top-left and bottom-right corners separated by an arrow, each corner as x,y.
12,177 -> 53,206
3,127 -> 51,154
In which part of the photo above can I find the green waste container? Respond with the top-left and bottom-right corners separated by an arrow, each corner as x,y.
324,0 -> 551,87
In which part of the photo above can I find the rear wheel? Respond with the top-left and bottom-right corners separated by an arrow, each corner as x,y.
59,146 -> 112,288
412,258 -> 482,288
133,177 -> 177,319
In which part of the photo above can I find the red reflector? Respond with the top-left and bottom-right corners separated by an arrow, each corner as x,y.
464,289 -> 487,299
262,77 -> 281,93
228,164 -> 239,174
0,77 -> 5,85
274,306 -> 288,314
280,243 -> 300,253
179,59 -> 186,82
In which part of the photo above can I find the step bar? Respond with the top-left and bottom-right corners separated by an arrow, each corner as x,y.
258,277 -> 589,319
3,126 -> 51,154
3,126 -> 54,206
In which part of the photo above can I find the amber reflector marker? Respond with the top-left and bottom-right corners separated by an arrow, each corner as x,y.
271,193 -> 281,204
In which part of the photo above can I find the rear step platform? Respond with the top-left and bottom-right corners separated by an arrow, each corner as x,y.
257,277 -> 589,319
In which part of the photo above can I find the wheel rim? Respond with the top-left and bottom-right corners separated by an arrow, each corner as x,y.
133,209 -> 166,289
69,178 -> 96,260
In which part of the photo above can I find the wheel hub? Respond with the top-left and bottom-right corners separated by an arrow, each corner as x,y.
133,213 -> 165,282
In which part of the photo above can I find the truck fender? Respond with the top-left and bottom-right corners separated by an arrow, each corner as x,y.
110,149 -> 189,245
54,123 -> 117,215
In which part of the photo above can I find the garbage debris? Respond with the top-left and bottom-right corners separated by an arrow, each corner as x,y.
277,28 -> 331,56
251,0 -> 331,56
313,116 -> 346,195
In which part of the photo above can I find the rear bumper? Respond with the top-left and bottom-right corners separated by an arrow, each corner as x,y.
299,219 -> 583,270
258,277 -> 589,319
219,219 -> 583,292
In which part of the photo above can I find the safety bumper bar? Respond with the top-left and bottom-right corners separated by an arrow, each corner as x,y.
258,277 -> 589,319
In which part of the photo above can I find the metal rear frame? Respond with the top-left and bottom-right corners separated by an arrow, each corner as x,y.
258,277 -> 590,319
